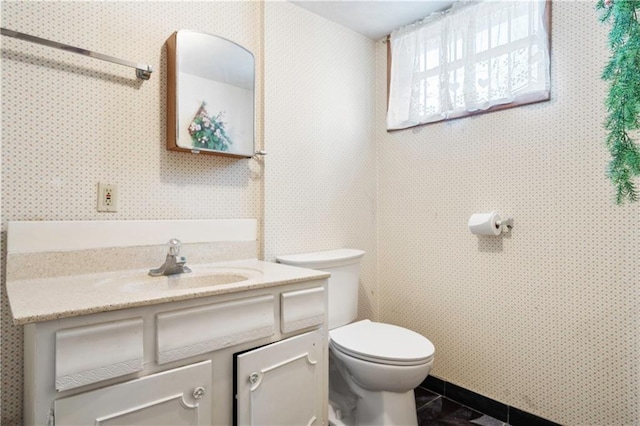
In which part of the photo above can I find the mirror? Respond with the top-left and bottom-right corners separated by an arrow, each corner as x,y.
166,30 -> 255,158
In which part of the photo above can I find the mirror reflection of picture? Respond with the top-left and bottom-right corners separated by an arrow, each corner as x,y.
188,102 -> 232,152
166,30 -> 255,158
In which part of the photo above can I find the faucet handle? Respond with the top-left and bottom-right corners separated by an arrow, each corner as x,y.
168,238 -> 182,256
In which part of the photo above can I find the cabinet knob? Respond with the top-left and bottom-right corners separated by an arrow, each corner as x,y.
193,386 -> 206,399
249,372 -> 260,384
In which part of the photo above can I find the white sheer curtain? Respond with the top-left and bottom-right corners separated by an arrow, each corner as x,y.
387,0 -> 550,130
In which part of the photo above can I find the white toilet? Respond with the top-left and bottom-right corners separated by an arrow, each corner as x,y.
276,249 -> 435,426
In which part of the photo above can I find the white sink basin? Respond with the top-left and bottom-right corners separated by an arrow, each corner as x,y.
163,273 -> 250,289
90,266 -> 259,293
123,271 -> 252,292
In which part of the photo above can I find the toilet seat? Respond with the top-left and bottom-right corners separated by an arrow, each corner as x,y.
329,320 -> 435,366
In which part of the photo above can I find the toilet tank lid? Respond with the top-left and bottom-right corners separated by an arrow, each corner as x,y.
276,249 -> 365,269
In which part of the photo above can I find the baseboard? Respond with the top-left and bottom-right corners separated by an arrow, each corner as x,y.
420,376 -> 561,426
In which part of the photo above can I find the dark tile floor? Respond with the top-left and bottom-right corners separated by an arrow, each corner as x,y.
415,387 -> 508,426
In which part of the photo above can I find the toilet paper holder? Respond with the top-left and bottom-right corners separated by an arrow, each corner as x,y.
468,212 -> 514,236
497,217 -> 514,232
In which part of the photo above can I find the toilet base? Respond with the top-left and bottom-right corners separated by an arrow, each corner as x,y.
328,389 -> 418,426
328,400 -> 352,426
354,387 -> 418,426
328,344 -> 428,426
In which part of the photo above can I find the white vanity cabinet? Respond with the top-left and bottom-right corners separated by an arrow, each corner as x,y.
22,280 -> 328,426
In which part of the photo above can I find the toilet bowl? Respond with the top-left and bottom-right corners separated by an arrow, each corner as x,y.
329,320 -> 434,425
276,249 -> 436,426
330,320 -> 434,391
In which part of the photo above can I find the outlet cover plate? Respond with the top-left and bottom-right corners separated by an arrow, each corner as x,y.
97,183 -> 118,212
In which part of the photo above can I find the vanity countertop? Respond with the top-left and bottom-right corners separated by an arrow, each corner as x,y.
6,259 -> 329,325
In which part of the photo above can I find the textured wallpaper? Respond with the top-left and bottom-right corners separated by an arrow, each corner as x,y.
376,2 -> 639,424
1,2 -> 263,423
263,2 -> 379,321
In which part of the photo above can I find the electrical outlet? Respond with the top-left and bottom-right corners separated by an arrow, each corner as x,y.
97,183 -> 118,212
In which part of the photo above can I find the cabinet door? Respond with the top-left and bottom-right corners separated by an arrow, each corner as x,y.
54,361 -> 212,426
236,330 -> 324,426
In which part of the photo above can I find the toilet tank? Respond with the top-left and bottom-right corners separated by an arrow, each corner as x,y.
276,249 -> 365,330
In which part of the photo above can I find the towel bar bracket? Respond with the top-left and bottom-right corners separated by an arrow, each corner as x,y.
136,69 -> 152,81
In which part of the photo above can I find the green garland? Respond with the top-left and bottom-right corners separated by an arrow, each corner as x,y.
597,0 -> 640,204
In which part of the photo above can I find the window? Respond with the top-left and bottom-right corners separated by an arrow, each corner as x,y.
387,0 -> 551,130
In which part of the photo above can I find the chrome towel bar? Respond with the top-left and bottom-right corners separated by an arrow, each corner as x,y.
1,27 -> 153,80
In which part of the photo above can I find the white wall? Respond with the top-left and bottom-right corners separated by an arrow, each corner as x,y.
375,2 -> 639,424
263,2 -> 379,321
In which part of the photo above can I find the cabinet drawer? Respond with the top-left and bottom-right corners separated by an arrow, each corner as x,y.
280,287 -> 325,334
156,295 -> 275,364
55,318 -> 143,392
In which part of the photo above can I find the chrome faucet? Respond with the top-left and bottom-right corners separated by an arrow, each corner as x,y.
149,238 -> 192,277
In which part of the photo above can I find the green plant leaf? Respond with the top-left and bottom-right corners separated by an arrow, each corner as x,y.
598,0 -> 640,204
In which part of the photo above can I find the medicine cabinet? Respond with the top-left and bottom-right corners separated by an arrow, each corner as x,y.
166,30 -> 255,158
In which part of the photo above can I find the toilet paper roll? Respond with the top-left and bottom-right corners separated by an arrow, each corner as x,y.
468,212 -> 502,236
